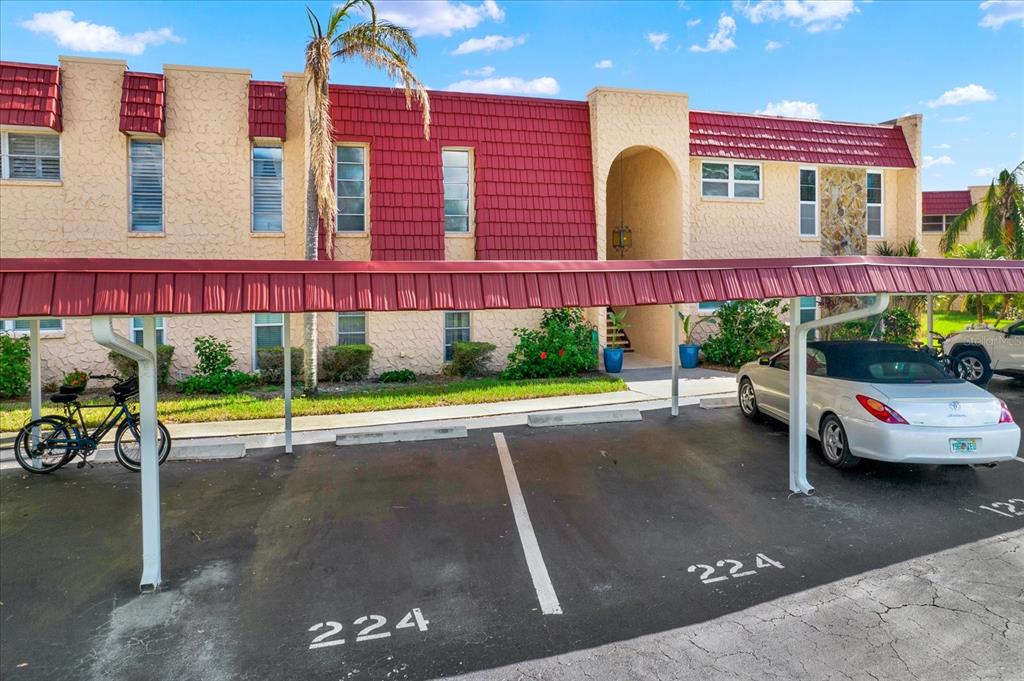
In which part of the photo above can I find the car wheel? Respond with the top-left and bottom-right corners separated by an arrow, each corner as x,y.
819,414 -> 860,469
738,378 -> 761,420
954,349 -> 992,385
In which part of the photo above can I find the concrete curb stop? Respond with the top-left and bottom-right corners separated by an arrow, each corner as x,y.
527,409 -> 642,428
700,395 -> 738,409
336,426 -> 468,446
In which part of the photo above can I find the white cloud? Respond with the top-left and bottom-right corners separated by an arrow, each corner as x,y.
927,83 -> 996,108
376,0 -> 503,37
974,167 -> 995,177
461,65 -> 495,76
689,14 -> 737,53
687,18 -> 702,27
979,0 -> 1024,28
452,34 -> 525,55
765,39 -> 784,51
21,10 -> 181,55
922,155 -> 954,169
594,59 -> 614,69
734,0 -> 857,32
944,115 -> 971,123
933,143 -> 951,149
755,100 -> 822,119
447,75 -> 559,95
646,32 -> 670,50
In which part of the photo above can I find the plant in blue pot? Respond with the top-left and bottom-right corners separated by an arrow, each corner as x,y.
603,309 -> 629,373
677,312 -> 713,369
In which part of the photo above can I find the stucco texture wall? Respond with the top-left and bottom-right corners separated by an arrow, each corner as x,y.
921,185 -> 987,257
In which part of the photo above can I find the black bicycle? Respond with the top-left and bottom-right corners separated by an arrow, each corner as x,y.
13,376 -> 171,474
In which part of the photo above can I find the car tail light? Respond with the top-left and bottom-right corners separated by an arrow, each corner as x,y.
998,400 -> 1014,424
856,394 -> 909,425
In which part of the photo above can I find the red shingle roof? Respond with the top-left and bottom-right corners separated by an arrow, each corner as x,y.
689,111 -> 915,168
923,190 -> 972,216
0,61 -> 62,131
2,257 -> 1021,318
119,72 -> 165,136
249,80 -> 286,140
331,85 -> 596,261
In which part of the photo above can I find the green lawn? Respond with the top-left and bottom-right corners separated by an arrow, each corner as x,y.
918,311 -> 1005,339
0,375 -> 626,432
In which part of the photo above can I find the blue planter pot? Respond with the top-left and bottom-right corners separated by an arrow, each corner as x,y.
678,344 -> 700,369
603,347 -> 625,373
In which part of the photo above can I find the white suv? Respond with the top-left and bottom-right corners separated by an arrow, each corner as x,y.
943,320 -> 1024,385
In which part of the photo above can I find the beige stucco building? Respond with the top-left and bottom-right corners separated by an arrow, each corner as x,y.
1,57 -> 927,381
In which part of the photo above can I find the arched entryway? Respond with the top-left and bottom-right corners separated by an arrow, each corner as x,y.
605,146 -> 683,364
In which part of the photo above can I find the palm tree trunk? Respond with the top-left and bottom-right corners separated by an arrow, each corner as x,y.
303,165 -> 319,394
976,296 -> 985,325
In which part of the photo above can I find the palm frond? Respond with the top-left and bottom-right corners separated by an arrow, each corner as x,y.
981,181 -> 1004,245
902,237 -> 921,257
940,201 -> 979,254
306,6 -> 322,39
874,241 -> 898,257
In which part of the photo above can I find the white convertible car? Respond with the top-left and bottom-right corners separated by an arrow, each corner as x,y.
737,341 -> 1020,468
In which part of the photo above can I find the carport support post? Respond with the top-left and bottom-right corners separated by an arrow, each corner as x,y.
283,314 -> 293,454
926,295 -> 935,349
29,319 -> 41,423
139,316 -> 161,591
671,304 -> 680,416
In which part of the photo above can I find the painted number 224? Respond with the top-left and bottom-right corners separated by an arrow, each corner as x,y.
687,553 -> 784,585
308,609 -> 429,650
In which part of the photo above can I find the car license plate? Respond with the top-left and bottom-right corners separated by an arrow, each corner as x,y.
950,438 -> 978,453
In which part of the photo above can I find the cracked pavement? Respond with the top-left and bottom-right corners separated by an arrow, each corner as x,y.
450,532 -> 1024,681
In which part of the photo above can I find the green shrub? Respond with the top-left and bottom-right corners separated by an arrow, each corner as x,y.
322,344 -> 373,382
831,308 -> 920,346
446,341 -> 496,377
503,308 -> 599,379
701,300 -> 788,368
379,369 -> 416,383
0,335 -> 31,398
194,336 -> 235,376
257,347 -> 304,384
108,345 -> 175,387
176,371 -> 260,395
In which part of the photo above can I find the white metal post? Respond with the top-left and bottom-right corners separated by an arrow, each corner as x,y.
29,319 -> 41,423
926,294 -> 934,349
139,316 -> 161,590
283,314 -> 293,454
671,304 -> 680,417
787,294 -> 890,495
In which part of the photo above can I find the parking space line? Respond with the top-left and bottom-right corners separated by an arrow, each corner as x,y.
493,432 -> 563,615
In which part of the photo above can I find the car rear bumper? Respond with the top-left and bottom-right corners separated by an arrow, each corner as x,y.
844,419 -> 1021,464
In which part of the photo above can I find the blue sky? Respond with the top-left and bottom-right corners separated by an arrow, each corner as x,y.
2,0 -> 1021,190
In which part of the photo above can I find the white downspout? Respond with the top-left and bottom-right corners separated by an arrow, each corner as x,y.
91,315 -> 162,591
283,314 -> 293,454
671,304 -> 680,417
787,294 -> 890,495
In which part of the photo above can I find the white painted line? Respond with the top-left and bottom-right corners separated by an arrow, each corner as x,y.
493,432 -> 562,615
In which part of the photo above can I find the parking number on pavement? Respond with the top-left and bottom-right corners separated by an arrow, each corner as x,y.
307,609 -> 429,651
687,553 -> 784,585
979,498 -> 1024,518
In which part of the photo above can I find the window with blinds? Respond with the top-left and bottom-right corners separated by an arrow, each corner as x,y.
129,139 -> 164,232
336,145 -> 367,232
253,313 -> 284,370
2,319 -> 64,333
252,146 -> 283,232
444,311 -> 470,361
132,317 -> 166,345
1,132 -> 61,180
442,149 -> 472,233
337,312 -> 367,345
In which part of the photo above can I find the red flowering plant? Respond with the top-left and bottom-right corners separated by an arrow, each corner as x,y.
503,308 -> 598,379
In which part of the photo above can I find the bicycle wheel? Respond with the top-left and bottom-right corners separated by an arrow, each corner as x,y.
14,417 -> 77,474
113,419 -> 171,472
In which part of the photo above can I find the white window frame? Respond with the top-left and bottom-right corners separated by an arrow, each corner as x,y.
251,144 -> 284,233
442,147 -> 474,234
336,142 -> 369,234
337,312 -> 367,345
700,160 -> 762,200
866,169 -> 883,239
0,129 -> 62,181
252,313 -> 284,371
128,137 -> 165,233
443,311 -> 471,361
798,166 -> 818,237
697,301 -> 727,315
1,319 -> 64,335
132,317 -> 165,345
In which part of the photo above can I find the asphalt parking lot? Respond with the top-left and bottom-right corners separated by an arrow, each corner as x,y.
1,379 -> 1022,681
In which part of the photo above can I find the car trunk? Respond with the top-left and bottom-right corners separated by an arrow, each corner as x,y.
873,383 -> 1001,427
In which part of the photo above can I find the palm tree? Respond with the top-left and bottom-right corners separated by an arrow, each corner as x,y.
302,1 -> 430,393
940,161 -> 1024,260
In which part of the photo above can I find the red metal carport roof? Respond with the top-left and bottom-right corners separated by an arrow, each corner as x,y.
2,257 -> 1021,318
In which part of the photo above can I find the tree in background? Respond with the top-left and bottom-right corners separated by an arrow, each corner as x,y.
302,1 -> 430,392
941,161 -> 1023,260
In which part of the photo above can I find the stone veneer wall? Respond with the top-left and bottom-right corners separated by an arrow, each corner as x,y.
818,167 -> 868,256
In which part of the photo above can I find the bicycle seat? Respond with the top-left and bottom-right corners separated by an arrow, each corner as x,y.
50,393 -> 78,404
